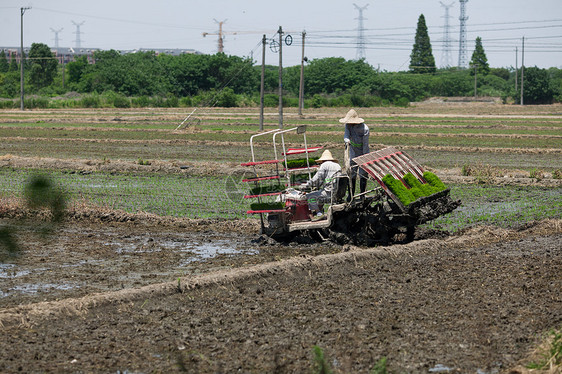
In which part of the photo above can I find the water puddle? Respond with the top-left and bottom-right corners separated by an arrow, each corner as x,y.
180,239 -> 257,265
1,282 -> 78,298
0,263 -> 33,278
429,364 -> 453,372
1,234 -> 256,300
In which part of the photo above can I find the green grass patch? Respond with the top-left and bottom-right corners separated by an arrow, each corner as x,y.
0,168 -> 249,219
527,328 -> 562,371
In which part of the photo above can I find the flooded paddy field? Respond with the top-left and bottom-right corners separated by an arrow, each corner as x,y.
0,105 -> 561,372
0,219 -> 261,308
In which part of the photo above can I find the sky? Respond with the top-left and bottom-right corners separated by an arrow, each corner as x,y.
1,0 -> 561,71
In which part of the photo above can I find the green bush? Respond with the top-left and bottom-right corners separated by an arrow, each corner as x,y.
131,95 -> 150,107
179,96 -> 193,107
215,87 -> 237,107
104,91 -> 131,108
27,97 -> 50,109
310,94 -> 328,108
393,97 -> 410,107
145,94 -> 178,108
0,99 -> 16,109
80,93 -> 101,108
283,96 -> 299,107
165,94 -> 179,107
263,93 -> 278,107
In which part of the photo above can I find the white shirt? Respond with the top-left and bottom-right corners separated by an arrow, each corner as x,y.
304,160 -> 342,193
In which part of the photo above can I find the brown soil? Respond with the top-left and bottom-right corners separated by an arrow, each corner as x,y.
0,207 -> 561,373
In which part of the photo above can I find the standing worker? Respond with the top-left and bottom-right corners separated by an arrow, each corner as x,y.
341,109 -> 370,197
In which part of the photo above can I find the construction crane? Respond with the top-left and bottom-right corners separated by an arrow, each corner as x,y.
202,19 -> 238,53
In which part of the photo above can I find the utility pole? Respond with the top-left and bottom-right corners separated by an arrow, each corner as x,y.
514,46 -> 518,91
20,6 -> 31,111
353,3 -> 369,60
278,26 -> 283,129
72,21 -> 85,49
260,34 -> 266,131
520,37 -> 525,105
458,0 -> 469,68
472,64 -> 478,98
439,2 -> 454,68
298,31 -> 306,116
62,60 -> 66,89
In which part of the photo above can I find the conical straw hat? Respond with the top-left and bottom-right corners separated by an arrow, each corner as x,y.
339,109 -> 364,124
316,150 -> 337,163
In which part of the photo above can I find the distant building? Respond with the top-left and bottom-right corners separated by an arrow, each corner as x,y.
0,46 -> 201,64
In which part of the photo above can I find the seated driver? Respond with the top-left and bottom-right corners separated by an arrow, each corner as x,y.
300,150 -> 341,217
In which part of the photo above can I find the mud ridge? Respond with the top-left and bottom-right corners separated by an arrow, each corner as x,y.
0,197 -> 260,234
1,218 -> 559,328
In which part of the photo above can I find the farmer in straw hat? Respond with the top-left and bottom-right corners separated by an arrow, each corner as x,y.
341,109 -> 370,197
299,149 -> 341,217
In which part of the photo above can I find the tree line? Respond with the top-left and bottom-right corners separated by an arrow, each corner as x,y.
0,38 -> 560,108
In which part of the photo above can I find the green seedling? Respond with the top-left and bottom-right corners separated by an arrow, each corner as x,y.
311,346 -> 333,374
370,357 -> 388,374
248,184 -> 285,196
529,168 -> 544,180
382,174 -> 415,206
249,202 -> 284,211
422,171 -> 446,191
285,157 -> 319,169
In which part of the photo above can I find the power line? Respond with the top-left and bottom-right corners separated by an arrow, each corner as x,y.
308,18 -> 562,35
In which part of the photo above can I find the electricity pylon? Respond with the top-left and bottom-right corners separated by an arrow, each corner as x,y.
458,0 -> 469,68
50,28 -> 63,49
353,3 -> 369,60
203,19 -> 238,53
72,21 -> 85,49
440,2 -> 454,68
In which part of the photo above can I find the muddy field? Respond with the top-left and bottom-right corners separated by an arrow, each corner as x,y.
0,209 -> 561,373
1,105 -> 561,373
